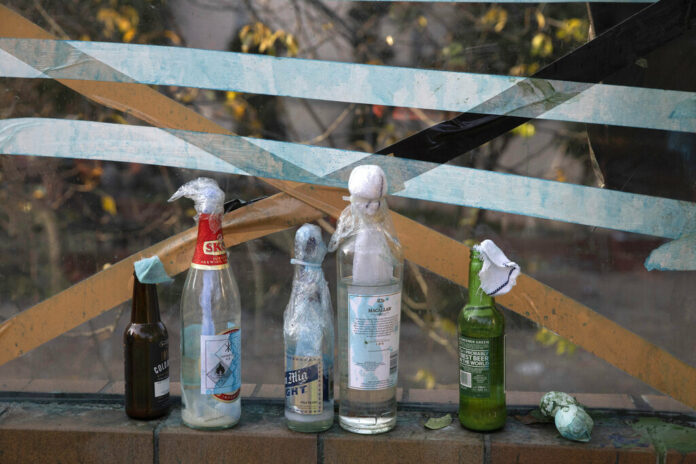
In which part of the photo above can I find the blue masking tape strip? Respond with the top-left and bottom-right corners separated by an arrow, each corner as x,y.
134,256 -> 174,284
644,234 -> 696,271
1,39 -> 695,134
1,117 -> 695,246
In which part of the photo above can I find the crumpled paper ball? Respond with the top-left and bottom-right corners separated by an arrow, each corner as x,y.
540,391 -> 580,418
554,404 -> 594,442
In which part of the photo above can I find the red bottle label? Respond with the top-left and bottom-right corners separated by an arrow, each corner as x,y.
191,214 -> 228,270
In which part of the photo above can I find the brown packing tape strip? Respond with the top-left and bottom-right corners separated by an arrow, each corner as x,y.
1,5 -> 695,409
0,193 -> 322,365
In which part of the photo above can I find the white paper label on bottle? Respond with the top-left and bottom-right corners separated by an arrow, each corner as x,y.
347,292 -> 401,390
154,377 -> 170,398
200,329 -> 241,401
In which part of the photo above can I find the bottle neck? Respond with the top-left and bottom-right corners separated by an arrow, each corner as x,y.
293,264 -> 324,286
468,251 -> 494,307
192,213 -> 228,269
131,274 -> 161,324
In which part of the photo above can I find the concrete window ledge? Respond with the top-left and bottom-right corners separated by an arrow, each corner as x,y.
0,390 -> 695,463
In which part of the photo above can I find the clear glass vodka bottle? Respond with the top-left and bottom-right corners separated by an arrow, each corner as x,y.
332,166 -> 404,434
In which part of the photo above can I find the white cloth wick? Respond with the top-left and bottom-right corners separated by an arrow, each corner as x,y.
348,165 -> 387,216
473,239 -> 521,296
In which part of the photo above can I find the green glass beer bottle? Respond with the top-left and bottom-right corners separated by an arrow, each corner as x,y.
458,248 -> 506,431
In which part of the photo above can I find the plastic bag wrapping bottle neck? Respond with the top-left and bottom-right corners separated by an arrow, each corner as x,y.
328,198 -> 400,253
284,224 -> 333,356
167,177 -> 225,223
328,196 -> 402,287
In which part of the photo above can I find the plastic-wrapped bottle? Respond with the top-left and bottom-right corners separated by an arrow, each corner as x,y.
283,224 -> 334,432
169,178 -> 242,430
328,165 -> 404,434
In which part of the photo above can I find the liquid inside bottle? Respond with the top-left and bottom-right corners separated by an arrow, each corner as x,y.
337,274 -> 402,434
330,165 -> 403,435
458,249 -> 506,431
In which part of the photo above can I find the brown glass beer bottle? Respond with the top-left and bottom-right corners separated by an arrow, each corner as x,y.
124,271 -> 170,419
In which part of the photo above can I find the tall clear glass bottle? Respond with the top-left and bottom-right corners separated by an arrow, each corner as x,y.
458,248 -> 506,431
284,224 -> 334,432
170,178 -> 242,430
330,165 -> 403,435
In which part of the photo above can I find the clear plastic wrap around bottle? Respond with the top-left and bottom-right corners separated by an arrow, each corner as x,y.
283,224 -> 334,432
169,178 -> 242,430
329,165 -> 403,435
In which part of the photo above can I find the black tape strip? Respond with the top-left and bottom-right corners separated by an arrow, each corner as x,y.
376,0 -> 695,164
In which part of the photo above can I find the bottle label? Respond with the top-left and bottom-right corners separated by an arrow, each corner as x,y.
285,355 -> 323,415
347,291 -> 401,390
192,214 -> 229,270
459,335 -> 501,398
151,338 -> 170,405
200,328 -> 241,402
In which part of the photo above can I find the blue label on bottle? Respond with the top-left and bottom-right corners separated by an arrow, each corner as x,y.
285,364 -> 319,387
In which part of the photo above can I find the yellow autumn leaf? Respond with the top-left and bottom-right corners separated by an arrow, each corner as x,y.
32,186 -> 46,200
110,114 -> 128,125
511,122 -> 536,138
531,33 -> 553,57
556,18 -> 587,43
116,17 -> 132,33
123,28 -> 136,43
417,15 -> 428,28
96,8 -> 119,36
438,318 -> 458,336
285,34 -> 299,57
120,6 -> 139,28
535,10 -> 546,30
163,30 -> 182,45
482,7 -> 508,33
413,369 -> 436,389
509,64 -> 527,76
101,195 -> 117,216
232,101 -> 246,120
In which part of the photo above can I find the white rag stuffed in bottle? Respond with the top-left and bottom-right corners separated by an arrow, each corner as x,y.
473,239 -> 520,296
